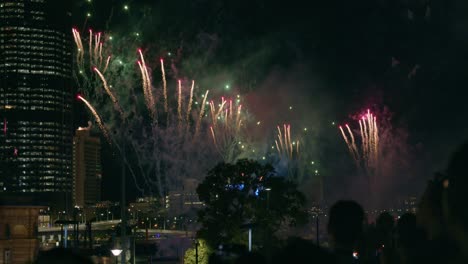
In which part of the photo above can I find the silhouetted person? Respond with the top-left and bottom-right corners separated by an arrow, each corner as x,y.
35,248 -> 93,264
395,213 -> 429,264
376,212 -> 394,247
418,173 -> 446,240
273,237 -> 335,264
366,212 -> 396,264
444,142 -> 468,262
327,200 -> 364,264
418,173 -> 460,264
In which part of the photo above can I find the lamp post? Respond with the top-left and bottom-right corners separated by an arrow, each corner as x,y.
193,238 -> 199,264
111,249 -> 123,264
265,188 -> 271,210
264,188 -> 272,263
248,228 -> 252,252
120,137 -> 127,264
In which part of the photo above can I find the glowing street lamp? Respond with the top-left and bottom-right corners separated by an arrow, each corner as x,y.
111,249 -> 122,264
265,188 -> 272,210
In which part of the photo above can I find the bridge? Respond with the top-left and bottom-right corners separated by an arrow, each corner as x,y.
38,219 -> 194,241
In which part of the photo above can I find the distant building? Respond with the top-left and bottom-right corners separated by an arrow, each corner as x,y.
0,0 -> 73,210
72,125 -> 102,208
0,205 -> 45,264
403,196 -> 418,214
129,196 -> 161,221
166,178 -> 203,217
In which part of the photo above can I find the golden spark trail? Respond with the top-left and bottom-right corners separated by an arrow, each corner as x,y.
160,59 -> 168,113
362,117 -> 369,165
73,29 -> 84,67
72,29 -> 82,66
186,80 -> 195,122
96,33 -> 101,59
76,30 -> 83,54
215,99 -> 226,119
275,124 -> 300,159
93,67 -> 123,117
275,140 -> 281,155
373,116 -> 379,165
277,126 -> 285,156
346,124 -> 359,159
98,42 -> 103,67
137,61 -> 150,111
229,100 -> 233,122
236,105 -> 242,130
93,33 -> 99,64
210,101 -> 216,126
224,109 -> 228,123
367,110 -> 373,164
296,140 -> 300,158
195,90 -> 209,136
143,63 -> 155,118
103,56 -> 111,73
177,80 -> 182,127
77,95 -> 110,143
88,29 -> 92,64
340,125 -> 358,164
138,50 -> 156,118
339,110 -> 380,180
210,126 -> 217,146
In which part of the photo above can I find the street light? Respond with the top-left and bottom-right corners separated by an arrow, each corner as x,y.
111,249 -> 123,264
265,188 -> 271,210
264,188 -> 272,263
192,238 -> 200,264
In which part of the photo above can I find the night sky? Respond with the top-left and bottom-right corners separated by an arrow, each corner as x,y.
72,0 -> 468,204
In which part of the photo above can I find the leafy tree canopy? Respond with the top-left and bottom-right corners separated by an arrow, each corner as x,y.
196,159 -> 307,248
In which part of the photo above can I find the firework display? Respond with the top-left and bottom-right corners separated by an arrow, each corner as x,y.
275,124 -> 299,160
339,110 -> 380,184
77,95 -> 110,143
208,97 -> 251,163
73,28 -> 219,197
72,24 -> 322,197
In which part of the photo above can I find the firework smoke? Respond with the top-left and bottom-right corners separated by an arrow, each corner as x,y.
73,28 -> 218,197
161,59 -> 168,113
339,109 -> 380,202
93,67 -> 124,118
275,124 -> 299,160
208,97 -> 252,163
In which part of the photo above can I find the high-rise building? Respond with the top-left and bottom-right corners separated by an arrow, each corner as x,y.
73,125 -> 102,208
0,0 -> 73,208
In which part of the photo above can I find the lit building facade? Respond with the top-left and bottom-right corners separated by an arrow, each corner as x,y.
0,0 -> 73,207
73,126 -> 101,208
0,205 -> 45,264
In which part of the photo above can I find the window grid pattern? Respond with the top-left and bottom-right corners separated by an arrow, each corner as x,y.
0,0 -> 73,194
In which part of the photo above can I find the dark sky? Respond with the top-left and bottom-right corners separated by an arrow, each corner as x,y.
72,0 -> 468,203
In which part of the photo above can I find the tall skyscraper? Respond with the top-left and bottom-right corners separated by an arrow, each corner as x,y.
73,125 -> 102,208
0,0 -> 73,208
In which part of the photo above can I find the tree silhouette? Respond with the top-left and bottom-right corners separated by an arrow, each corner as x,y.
196,159 -> 307,249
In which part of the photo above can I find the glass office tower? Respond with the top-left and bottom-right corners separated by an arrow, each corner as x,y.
0,0 -> 73,209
